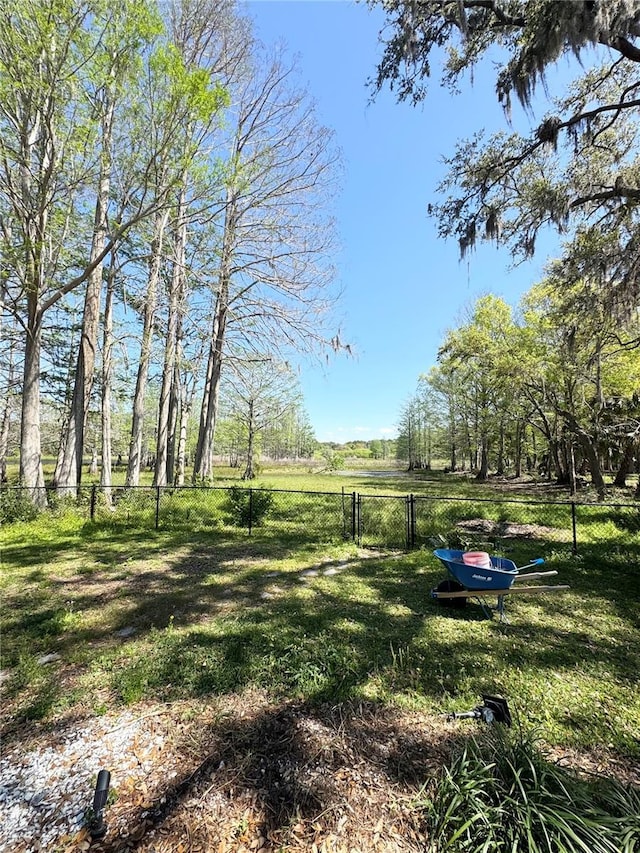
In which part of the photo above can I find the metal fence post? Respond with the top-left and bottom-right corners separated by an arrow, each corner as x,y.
405,495 -> 411,550
571,501 -> 578,555
351,492 -> 357,542
356,493 -> 362,546
155,486 -> 161,530
411,493 -> 417,549
90,484 -> 97,521
248,488 -> 253,536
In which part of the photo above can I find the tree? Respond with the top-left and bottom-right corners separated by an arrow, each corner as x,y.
370,2 -> 640,290
0,0 -> 223,502
152,0 -> 245,488
54,0 -> 164,495
261,404 -> 316,460
369,439 -> 383,460
425,364 -> 466,472
0,0 -> 97,503
123,19 -> 232,489
371,2 -> 640,107
521,243 -> 640,499
437,295 -> 518,480
396,378 -> 444,471
222,357 -> 302,480
0,305 -> 19,483
192,45 -> 342,482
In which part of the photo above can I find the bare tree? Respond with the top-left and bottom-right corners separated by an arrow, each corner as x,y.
127,0 -> 250,487
193,47 -> 343,481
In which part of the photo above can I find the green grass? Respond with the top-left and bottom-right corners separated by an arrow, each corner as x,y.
1,494 -> 639,762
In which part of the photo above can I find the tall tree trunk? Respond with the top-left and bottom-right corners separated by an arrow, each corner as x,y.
496,418 -> 505,476
476,434 -> 489,481
17,89 -> 48,505
126,207 -> 170,487
560,410 -> 606,499
0,335 -> 17,484
55,93 -> 115,495
20,294 -> 47,505
0,393 -> 10,484
175,385 -> 191,486
192,190 -> 236,481
568,442 -> 577,496
471,402 -> 479,470
193,340 -> 216,481
448,403 -> 457,471
613,438 -> 636,487
154,186 -> 186,487
550,438 -> 567,484
578,433 -> 606,501
166,362 -> 180,486
461,418 -> 471,471
514,419 -> 522,478
242,399 -> 256,480
449,439 -> 457,472
100,252 -> 116,505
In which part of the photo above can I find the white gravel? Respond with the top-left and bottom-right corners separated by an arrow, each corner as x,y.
0,710 -> 167,852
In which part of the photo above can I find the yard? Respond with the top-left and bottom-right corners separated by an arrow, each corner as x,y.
1,470 -> 639,851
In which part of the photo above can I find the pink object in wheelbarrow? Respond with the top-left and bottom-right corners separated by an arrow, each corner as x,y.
462,551 -> 492,569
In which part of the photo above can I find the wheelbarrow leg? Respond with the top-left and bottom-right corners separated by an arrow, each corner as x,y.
497,595 -> 509,624
474,596 -> 494,620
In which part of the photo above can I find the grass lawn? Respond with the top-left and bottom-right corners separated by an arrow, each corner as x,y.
1,470 -> 639,851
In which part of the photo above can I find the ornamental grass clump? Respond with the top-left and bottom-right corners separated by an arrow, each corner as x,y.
420,727 -> 640,852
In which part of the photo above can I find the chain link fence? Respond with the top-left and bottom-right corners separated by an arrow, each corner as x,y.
2,484 -> 639,554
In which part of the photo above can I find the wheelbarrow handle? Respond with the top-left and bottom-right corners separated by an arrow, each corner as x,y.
517,558 -> 544,572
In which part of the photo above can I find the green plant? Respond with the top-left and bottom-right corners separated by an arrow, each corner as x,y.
0,488 -> 40,523
420,726 -> 640,852
225,485 -> 274,527
322,449 -> 345,471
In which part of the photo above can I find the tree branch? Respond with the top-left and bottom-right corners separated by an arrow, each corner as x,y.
463,0 -> 525,27
602,35 -> 640,63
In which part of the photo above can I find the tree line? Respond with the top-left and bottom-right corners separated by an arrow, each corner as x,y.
397,290 -> 640,498
369,1 -> 640,499
0,0 -> 343,504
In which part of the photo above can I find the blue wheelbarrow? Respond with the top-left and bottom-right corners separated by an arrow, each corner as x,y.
431,548 -> 569,622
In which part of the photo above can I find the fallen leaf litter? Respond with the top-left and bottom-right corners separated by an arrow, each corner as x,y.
1,696 -> 451,852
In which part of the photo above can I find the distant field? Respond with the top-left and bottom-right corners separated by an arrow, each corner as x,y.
5,455 -> 638,503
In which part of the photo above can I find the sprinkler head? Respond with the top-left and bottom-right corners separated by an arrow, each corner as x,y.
481,694 -> 512,727
89,769 -> 111,840
448,694 -> 512,727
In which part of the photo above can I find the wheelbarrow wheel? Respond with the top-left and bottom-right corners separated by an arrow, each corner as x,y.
435,579 -> 467,608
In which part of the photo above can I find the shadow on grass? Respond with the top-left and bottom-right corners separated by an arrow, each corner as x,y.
2,522 -> 639,760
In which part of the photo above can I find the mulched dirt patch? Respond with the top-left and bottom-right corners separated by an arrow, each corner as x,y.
87,695 -> 455,853
455,518 -> 564,540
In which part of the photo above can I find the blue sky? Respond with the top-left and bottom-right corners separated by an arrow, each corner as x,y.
245,0 -> 560,442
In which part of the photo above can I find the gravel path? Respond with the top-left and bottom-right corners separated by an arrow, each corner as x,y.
0,710 -> 171,852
